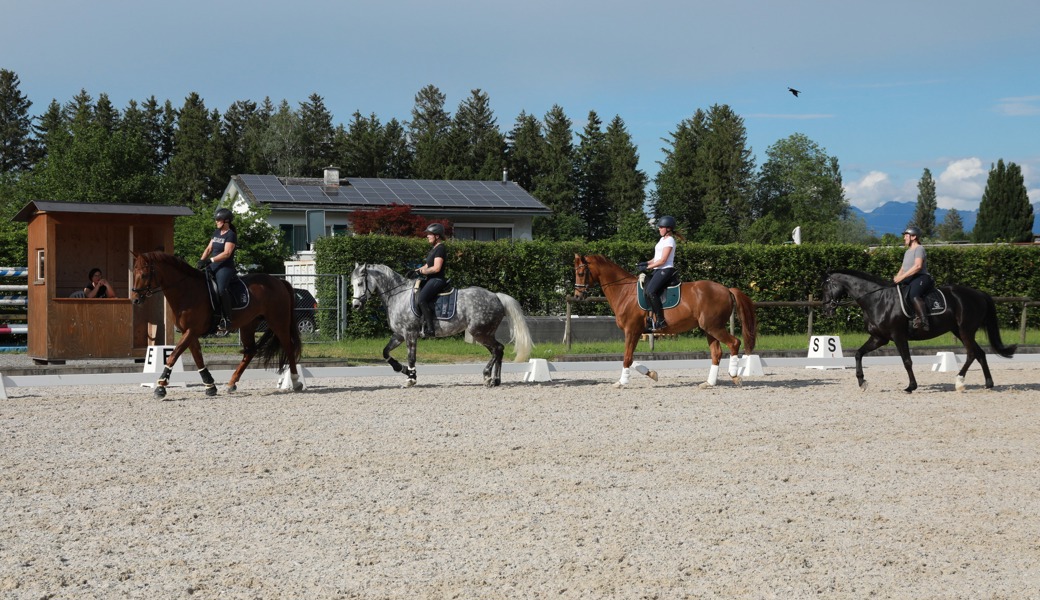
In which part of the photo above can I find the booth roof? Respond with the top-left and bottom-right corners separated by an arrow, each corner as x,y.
13,201 -> 194,222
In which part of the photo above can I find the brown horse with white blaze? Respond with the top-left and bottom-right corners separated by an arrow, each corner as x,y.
130,251 -> 302,398
573,254 -> 758,388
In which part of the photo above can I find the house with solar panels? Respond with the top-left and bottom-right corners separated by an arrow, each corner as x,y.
221,167 -> 552,257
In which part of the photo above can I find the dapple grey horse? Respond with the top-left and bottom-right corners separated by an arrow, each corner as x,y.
350,263 -> 533,387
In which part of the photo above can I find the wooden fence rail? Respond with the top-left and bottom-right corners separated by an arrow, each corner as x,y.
563,295 -> 1038,349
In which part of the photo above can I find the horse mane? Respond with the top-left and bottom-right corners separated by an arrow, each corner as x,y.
145,251 -> 198,276
829,269 -> 893,287
583,254 -> 631,274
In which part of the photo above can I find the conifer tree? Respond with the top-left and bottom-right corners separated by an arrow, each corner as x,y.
408,85 -> 451,179
0,69 -> 38,173
651,111 -> 706,235
974,159 -> 1034,243
937,208 -> 968,241
602,115 -> 647,236
299,93 -> 336,176
446,89 -> 504,180
533,105 -> 582,240
575,111 -> 611,240
169,92 -> 218,203
505,111 -> 545,193
695,104 -> 755,243
909,168 -> 937,237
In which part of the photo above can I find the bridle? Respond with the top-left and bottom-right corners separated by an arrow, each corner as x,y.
574,255 -> 637,298
131,263 -> 161,302
822,275 -> 888,311
353,264 -> 412,307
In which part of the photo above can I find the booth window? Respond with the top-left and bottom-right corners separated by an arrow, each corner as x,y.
35,249 -> 45,283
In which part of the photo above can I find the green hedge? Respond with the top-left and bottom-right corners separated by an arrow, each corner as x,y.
314,235 -> 1040,337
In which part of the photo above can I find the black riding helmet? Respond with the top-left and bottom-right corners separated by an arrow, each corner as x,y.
903,226 -> 921,237
657,215 -> 676,229
214,207 -> 233,224
425,222 -> 445,237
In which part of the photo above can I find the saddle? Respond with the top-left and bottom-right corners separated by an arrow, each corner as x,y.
204,270 -> 250,331
636,272 -> 682,311
896,284 -> 948,318
410,279 -> 458,320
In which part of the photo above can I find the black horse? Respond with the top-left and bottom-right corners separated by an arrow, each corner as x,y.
821,269 -> 1016,393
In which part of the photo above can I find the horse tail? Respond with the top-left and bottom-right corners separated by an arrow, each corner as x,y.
729,288 -> 758,354
496,293 -> 533,362
257,279 -> 303,371
982,292 -> 1017,359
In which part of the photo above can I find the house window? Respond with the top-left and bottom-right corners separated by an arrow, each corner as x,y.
453,226 -> 513,241
280,224 -> 310,252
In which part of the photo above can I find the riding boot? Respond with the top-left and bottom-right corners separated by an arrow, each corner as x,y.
217,290 -> 233,335
647,294 -> 666,332
418,302 -> 435,338
911,297 -> 930,332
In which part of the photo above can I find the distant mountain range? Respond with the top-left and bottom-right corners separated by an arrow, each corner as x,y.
849,201 -> 1040,237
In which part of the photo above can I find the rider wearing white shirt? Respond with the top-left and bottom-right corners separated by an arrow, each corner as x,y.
637,216 -> 678,332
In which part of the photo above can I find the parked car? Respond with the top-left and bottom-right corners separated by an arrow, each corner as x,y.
258,288 -> 317,335
293,288 -> 318,334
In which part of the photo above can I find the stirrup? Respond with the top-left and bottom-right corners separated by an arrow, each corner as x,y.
215,318 -> 231,337
650,319 -> 668,332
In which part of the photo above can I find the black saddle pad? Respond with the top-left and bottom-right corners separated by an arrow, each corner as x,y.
411,283 -> 458,320
636,273 -> 681,311
898,285 -> 947,317
206,273 -> 250,310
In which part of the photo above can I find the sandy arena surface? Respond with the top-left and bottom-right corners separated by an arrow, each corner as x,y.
2,361 -> 1039,599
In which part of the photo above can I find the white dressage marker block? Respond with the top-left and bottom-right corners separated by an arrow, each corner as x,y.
141,345 -> 185,387
806,336 -> 845,370
932,351 -> 959,372
738,354 -> 764,377
523,358 -> 553,382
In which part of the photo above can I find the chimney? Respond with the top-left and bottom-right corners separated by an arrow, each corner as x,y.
502,167 -> 508,183
323,166 -> 340,187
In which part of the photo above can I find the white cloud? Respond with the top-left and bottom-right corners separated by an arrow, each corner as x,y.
844,171 -> 895,211
935,158 -> 986,210
995,96 -> 1040,116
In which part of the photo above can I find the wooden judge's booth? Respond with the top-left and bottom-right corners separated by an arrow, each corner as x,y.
14,201 -> 194,364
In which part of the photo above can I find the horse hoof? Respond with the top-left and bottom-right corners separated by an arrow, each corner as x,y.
484,378 -> 494,388
613,381 -> 626,389
858,381 -> 868,391
698,381 -> 715,389
731,375 -> 742,386
404,379 -> 417,388
205,386 -> 218,397
227,384 -> 237,393
154,387 -> 167,400
647,370 -> 659,382
293,381 -> 304,392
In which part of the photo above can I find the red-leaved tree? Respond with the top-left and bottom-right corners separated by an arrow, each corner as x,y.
349,204 -> 452,237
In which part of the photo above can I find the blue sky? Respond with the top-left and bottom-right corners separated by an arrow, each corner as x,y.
3,0 -> 1038,214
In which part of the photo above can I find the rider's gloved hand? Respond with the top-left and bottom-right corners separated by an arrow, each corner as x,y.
196,258 -> 211,269
636,261 -> 648,272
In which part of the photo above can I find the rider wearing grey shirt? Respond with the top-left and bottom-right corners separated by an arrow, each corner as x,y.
893,226 -> 933,331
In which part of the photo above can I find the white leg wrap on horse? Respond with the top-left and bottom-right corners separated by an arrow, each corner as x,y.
619,367 -> 631,385
632,363 -> 649,376
728,355 -> 739,378
707,364 -> 719,386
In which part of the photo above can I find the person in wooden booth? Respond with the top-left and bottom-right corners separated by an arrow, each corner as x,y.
84,267 -> 114,298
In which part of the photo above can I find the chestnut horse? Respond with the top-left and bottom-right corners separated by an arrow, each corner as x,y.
573,254 -> 757,388
130,251 -> 302,398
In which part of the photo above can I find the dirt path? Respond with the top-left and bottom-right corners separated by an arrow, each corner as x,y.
2,363 -> 1038,598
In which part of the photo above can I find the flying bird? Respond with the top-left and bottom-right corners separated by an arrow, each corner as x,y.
788,87 -> 801,97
